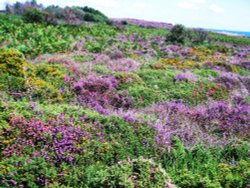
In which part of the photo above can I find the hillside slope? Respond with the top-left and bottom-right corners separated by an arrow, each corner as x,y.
0,11 -> 250,188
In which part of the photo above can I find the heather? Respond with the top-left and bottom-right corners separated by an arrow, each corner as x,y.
0,1 -> 250,187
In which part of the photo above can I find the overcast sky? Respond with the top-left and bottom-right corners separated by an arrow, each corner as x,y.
1,0 -> 250,31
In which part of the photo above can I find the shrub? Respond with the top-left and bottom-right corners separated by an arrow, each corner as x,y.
0,155 -> 58,187
2,116 -> 89,163
73,75 -> 133,114
166,24 -> 187,44
191,101 -> 250,137
82,6 -> 108,21
0,48 -> 27,77
160,58 -> 200,69
187,29 -> 210,44
91,157 -> 172,188
174,71 -> 197,82
192,69 -> 218,78
107,58 -> 140,72
23,8 -> 46,23
83,12 -> 108,22
128,86 -> 165,107
166,25 -> 209,45
115,72 -> 145,90
0,48 -> 28,92
0,73 -> 25,92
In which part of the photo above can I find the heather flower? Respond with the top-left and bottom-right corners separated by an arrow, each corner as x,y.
109,49 -> 124,59
175,71 -> 196,82
72,74 -> 133,114
9,180 -> 17,185
191,101 -> 250,136
3,116 -> 91,164
29,102 -> 36,109
107,58 -> 140,72
63,75 -> 71,82
143,101 -> 250,148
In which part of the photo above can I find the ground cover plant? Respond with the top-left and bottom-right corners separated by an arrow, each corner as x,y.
0,1 -> 250,187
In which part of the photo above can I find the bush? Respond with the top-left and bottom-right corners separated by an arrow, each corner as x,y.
166,24 -> 187,44
82,6 -> 108,22
0,48 -> 27,77
83,13 -> 107,22
73,75 -> 133,114
82,6 -> 108,19
23,8 -> 45,23
0,155 -> 58,187
187,29 -> 210,44
166,25 -> 209,45
91,157 -> 172,188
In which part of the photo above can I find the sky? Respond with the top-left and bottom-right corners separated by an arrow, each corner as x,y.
1,0 -> 250,31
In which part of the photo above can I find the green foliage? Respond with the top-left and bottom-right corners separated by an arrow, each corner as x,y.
166,24 -> 187,44
0,48 -> 28,92
90,157 -> 170,188
6,1 -> 109,25
73,54 -> 94,62
209,32 -> 250,45
0,10 -> 249,188
84,12 -> 108,22
0,48 -> 27,76
188,29 -> 210,44
0,155 -> 58,187
203,43 -> 231,54
159,138 -> 250,188
192,69 -> 219,78
166,24 -> 209,45
0,73 -> 25,92
115,72 -> 145,90
214,62 -> 241,73
23,8 -> 46,23
128,68 -> 227,106
128,85 -> 165,107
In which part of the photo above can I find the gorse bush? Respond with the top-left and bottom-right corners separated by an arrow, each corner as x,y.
0,48 -> 28,92
0,48 -> 27,77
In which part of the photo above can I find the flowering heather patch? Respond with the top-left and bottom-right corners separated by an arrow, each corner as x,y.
214,71 -> 249,98
191,101 -> 250,137
143,100 -> 250,148
175,71 -> 197,82
144,102 -> 222,148
107,58 -> 140,72
73,74 -> 133,114
2,116 -> 89,164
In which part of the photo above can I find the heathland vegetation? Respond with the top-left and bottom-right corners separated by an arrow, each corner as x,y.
0,1 -> 250,187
